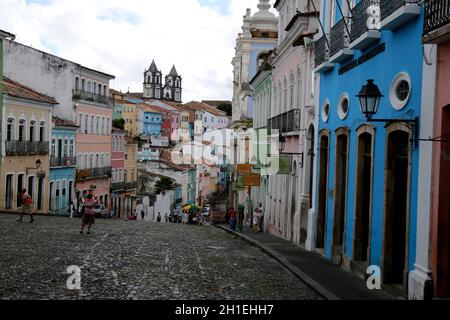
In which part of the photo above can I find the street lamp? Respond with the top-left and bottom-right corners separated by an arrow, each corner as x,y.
357,79 -> 383,120
357,79 -> 418,147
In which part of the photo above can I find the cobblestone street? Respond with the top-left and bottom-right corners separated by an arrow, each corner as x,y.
0,215 -> 321,300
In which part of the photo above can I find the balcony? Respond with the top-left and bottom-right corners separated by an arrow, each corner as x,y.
268,109 -> 301,135
50,156 -> 77,168
350,0 -> 381,50
125,181 -> 138,190
423,0 -> 450,44
329,18 -> 355,63
111,182 -> 125,192
72,89 -> 111,105
380,0 -> 420,30
76,167 -> 112,181
314,35 -> 335,72
5,141 -> 49,155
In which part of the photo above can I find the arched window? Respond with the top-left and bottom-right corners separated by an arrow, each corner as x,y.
90,115 -> 95,134
7,118 -> 15,141
290,73 -> 295,109
96,116 -> 100,134
39,122 -> 45,142
81,79 -> 85,91
75,77 -> 80,90
19,119 -> 26,142
29,121 -> 36,142
284,78 -> 288,112
84,114 -> 89,134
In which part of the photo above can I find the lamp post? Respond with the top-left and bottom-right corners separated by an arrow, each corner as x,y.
357,79 -> 418,147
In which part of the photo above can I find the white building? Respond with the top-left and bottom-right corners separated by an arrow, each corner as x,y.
266,0 -> 319,247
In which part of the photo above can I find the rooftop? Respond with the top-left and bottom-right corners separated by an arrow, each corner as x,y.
2,77 -> 58,105
52,116 -> 78,128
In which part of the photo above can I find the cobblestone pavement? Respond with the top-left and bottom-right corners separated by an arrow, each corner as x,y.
0,214 -> 322,300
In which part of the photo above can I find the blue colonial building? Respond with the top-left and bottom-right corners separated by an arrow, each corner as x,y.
313,0 -> 423,293
49,116 -> 78,214
141,107 -> 162,138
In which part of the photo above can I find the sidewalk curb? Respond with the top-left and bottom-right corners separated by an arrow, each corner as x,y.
216,225 -> 340,301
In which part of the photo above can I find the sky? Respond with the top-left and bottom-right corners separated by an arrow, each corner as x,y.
0,0 -> 277,102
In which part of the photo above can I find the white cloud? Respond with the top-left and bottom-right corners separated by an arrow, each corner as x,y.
0,0 -> 277,102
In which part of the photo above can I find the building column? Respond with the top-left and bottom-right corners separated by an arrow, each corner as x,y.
408,44 -> 437,300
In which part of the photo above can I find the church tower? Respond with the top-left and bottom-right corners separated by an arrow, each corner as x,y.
143,60 -> 162,99
163,65 -> 182,103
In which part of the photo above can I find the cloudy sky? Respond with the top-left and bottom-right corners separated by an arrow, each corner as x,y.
0,0 -> 277,102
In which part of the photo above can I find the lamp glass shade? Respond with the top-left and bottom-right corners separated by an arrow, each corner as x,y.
357,79 -> 383,119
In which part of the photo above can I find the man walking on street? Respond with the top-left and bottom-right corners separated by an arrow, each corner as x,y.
17,189 -> 34,223
141,209 -> 145,221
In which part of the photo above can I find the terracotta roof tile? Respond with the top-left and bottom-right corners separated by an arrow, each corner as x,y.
52,116 -> 78,128
2,77 -> 58,105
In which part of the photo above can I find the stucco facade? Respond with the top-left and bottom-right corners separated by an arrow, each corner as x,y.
1,79 -> 55,214
314,0 -> 423,293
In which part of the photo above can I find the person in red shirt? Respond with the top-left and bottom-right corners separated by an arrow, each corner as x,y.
228,207 -> 237,231
17,189 -> 34,223
80,194 -> 98,234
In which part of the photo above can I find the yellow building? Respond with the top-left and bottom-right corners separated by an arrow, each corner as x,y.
1,77 -> 56,214
124,137 -> 138,216
123,101 -> 138,138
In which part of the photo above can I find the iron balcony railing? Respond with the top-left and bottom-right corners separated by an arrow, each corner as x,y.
330,18 -> 349,57
351,0 -> 380,42
111,182 -> 126,192
268,109 -> 301,135
381,0 -> 419,21
76,167 -> 112,181
314,35 -> 329,67
72,89 -> 110,105
50,156 -> 77,167
5,141 -> 49,155
125,181 -> 138,190
424,0 -> 450,34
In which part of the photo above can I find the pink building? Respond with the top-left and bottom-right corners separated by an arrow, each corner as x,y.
74,67 -> 115,210
422,4 -> 450,298
111,128 -> 126,218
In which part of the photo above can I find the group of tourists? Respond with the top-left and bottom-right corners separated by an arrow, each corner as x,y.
225,203 -> 264,233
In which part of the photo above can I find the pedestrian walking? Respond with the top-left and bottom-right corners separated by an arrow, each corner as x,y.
68,201 -> 76,218
80,194 -> 98,234
157,212 -> 162,223
165,213 -> 169,223
228,207 -> 237,231
258,203 -> 264,233
253,207 -> 260,233
141,209 -> 145,221
17,189 -> 34,223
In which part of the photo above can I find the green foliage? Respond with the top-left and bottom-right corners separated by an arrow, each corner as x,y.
154,177 -> 175,194
113,118 -> 125,130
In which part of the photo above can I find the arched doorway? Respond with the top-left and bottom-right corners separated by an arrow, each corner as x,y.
353,126 -> 375,267
382,127 -> 412,288
332,128 -> 349,264
316,131 -> 330,250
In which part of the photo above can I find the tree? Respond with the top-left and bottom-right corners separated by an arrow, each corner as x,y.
217,103 -> 232,117
113,118 -> 125,130
154,177 -> 175,194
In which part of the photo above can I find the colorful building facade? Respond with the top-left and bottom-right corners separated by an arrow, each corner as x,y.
49,116 -> 78,214
74,67 -> 114,210
111,128 -> 126,218
1,77 -> 55,214
313,0 -> 423,293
